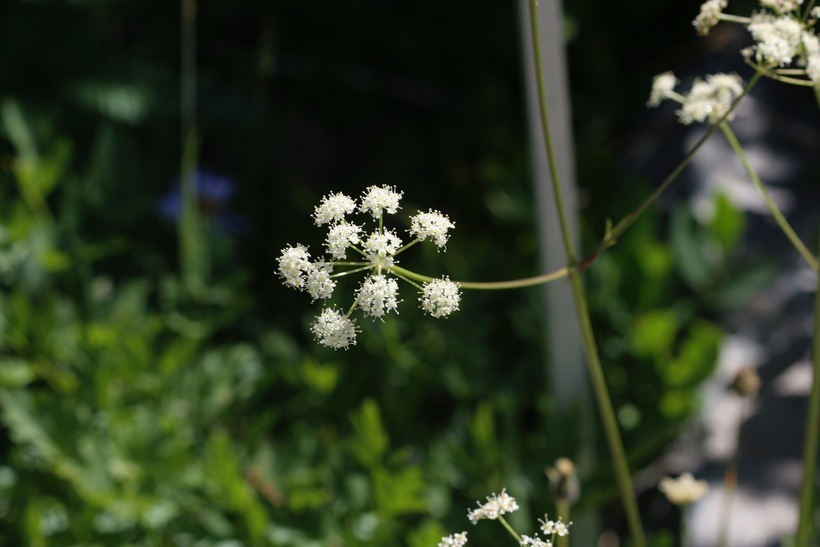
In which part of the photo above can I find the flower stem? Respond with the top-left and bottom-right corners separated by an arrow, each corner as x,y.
498,515 -> 523,543
596,72 -> 763,257
527,1 -> 646,545
719,122 -> 819,271
556,501 -> 570,547
796,233 -> 820,546
717,397 -> 747,547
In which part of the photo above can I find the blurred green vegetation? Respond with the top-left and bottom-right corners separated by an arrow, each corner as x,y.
0,0 -> 768,544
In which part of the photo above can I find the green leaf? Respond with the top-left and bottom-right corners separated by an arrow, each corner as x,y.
670,205 -> 711,289
0,359 -> 36,387
349,399 -> 389,468
662,319 -> 722,388
372,466 -> 428,517
630,309 -> 679,360
708,193 -> 745,253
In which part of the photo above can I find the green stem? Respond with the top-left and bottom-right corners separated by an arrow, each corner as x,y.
527,1 -> 646,545
381,75 -> 765,294
497,515 -> 522,543
390,263 -> 572,289
556,501 -> 570,547
717,13 -> 751,24
599,72 -> 763,254
795,232 -> 820,546
719,123 -> 819,271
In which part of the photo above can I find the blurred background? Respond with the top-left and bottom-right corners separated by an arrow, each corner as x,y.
0,0 -> 818,545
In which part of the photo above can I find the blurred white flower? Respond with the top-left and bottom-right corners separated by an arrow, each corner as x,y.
648,71 -> 679,107
659,472 -> 709,505
693,0 -> 728,35
747,13 -> 803,66
467,488 -> 519,525
676,73 -> 745,125
438,532 -> 468,547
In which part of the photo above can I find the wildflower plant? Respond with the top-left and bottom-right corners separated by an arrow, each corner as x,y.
277,184 -> 460,349
442,488 -> 572,547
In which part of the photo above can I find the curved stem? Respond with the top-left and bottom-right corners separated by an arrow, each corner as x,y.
595,72 -> 764,257
498,515 -> 523,543
528,1 -> 646,545
796,232 -> 820,546
719,122 -> 819,271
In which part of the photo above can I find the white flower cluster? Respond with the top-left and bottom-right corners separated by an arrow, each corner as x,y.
659,472 -> 709,505
539,515 -> 572,537
689,0 -> 820,87
760,0 -> 803,13
648,71 -> 745,125
438,531 -> 468,547
467,488 -> 519,525
278,185 -> 461,349
693,0 -> 728,35
746,12 -> 805,66
520,536 -> 551,547
441,489 -> 571,547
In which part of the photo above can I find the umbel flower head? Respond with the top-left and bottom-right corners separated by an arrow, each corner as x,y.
687,0 -> 820,88
277,185 -> 461,349
467,488 -> 519,524
648,71 -> 746,125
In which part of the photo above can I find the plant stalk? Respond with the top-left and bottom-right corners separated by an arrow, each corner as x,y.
527,1 -> 646,545
719,122 -> 818,271
795,233 -> 820,546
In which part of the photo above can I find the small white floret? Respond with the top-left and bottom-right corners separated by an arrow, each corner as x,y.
676,73 -> 744,125
648,72 -> 678,107
747,13 -> 803,67
325,221 -> 362,259
313,192 -> 357,226
359,185 -> 403,218
520,536 -> 551,547
409,209 -> 455,249
356,274 -> 400,319
419,277 -> 461,318
311,307 -> 358,349
438,532 -> 468,547
693,0 -> 728,35
467,488 -> 519,525
760,0 -> 803,12
277,244 -> 311,290
363,230 -> 403,269
305,262 -> 336,301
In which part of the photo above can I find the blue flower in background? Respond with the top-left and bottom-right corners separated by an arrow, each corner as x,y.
158,169 -> 248,233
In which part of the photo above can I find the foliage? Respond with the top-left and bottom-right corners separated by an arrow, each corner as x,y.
0,0 -> 779,545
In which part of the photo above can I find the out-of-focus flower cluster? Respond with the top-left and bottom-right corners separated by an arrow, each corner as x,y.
653,0 -> 820,125
440,488 -> 571,547
659,472 -> 710,506
278,185 -> 460,349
